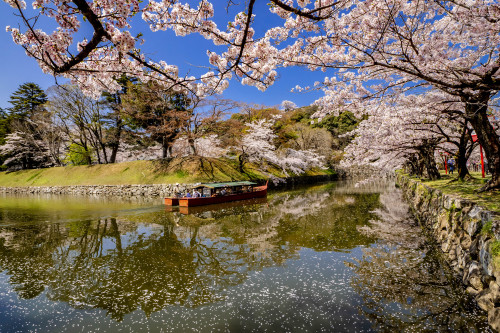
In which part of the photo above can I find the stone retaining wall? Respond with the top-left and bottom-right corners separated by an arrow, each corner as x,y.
397,174 -> 500,331
0,184 -> 184,197
0,174 -> 338,197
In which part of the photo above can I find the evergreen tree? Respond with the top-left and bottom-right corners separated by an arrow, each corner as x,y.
316,111 -> 361,150
8,82 -> 48,119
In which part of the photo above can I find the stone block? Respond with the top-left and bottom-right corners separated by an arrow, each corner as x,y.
470,274 -> 485,291
442,233 -> 456,253
438,211 -> 450,231
494,269 -> 500,282
460,234 -> 472,250
491,220 -> 500,240
489,281 -> 500,301
489,307 -> 500,332
480,239 -> 495,276
469,205 -> 487,223
464,217 -> 482,237
477,289 -> 495,311
458,249 -> 471,270
483,274 -> 496,287
443,196 -> 454,210
438,229 -> 448,242
466,286 -> 480,296
448,248 -> 457,261
454,198 -> 471,210
465,261 -> 485,291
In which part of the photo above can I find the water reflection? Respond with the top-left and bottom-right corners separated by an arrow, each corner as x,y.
0,180 -> 490,332
350,190 -> 490,332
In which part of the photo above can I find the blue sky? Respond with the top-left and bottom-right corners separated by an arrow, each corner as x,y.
0,1 -> 327,110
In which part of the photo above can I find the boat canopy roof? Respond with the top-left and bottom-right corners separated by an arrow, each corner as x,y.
199,181 -> 257,188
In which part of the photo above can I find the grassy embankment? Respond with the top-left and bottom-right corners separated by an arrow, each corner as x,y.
0,156 -> 334,187
409,171 -> 499,214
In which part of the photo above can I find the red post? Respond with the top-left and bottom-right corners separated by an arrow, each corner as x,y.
480,145 -> 485,178
472,134 -> 485,178
445,158 -> 448,174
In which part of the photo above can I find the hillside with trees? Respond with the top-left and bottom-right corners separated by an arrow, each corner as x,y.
0,82 -> 359,184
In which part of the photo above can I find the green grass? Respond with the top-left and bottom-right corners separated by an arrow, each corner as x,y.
481,220 -> 494,237
491,240 -> 500,258
409,171 -> 500,214
0,157 -> 334,187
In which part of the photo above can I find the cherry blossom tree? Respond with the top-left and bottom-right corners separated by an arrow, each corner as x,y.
235,118 -> 324,175
341,91 -> 480,180
0,131 -> 54,170
280,100 -> 297,112
172,134 -> 227,158
235,118 -> 279,173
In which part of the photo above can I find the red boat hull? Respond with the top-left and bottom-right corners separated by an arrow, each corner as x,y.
178,186 -> 267,207
164,198 -> 179,206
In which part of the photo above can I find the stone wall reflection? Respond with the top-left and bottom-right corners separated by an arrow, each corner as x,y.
350,185 -> 490,332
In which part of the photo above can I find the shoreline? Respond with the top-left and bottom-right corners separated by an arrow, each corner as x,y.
0,174 -> 339,197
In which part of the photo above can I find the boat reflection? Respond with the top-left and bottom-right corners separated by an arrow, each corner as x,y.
178,197 -> 268,215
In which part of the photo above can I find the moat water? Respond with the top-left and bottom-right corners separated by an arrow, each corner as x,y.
0,180 -> 490,332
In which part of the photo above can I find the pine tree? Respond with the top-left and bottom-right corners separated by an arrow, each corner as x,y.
8,82 -> 48,119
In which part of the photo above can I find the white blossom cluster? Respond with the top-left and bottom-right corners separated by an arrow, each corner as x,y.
237,118 -> 325,175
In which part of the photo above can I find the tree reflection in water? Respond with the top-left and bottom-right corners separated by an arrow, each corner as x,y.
0,181 -> 490,331
351,187 -> 491,332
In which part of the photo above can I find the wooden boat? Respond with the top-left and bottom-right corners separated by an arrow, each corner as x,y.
164,181 -> 267,207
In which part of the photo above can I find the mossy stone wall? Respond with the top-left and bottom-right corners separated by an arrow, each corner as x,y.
397,174 -> 500,331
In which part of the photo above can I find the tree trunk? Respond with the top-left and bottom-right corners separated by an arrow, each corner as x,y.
109,142 -> 119,164
161,139 -> 174,159
464,94 -> 500,191
238,153 -> 247,173
419,143 -> 441,180
162,141 -> 168,159
188,137 -> 196,156
165,145 -> 173,159
95,148 -> 102,164
109,119 -> 122,164
99,142 -> 108,164
456,152 -> 469,180
405,154 -> 419,176
456,123 -> 471,180
85,149 -> 92,165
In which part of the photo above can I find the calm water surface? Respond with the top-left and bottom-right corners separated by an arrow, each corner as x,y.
0,180 -> 490,332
